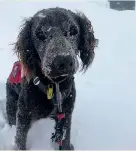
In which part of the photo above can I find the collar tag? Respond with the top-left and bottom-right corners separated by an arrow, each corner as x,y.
47,84 -> 53,100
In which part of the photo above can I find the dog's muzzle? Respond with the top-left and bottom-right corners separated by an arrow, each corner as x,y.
53,55 -> 74,72
50,55 -> 75,81
41,36 -> 79,80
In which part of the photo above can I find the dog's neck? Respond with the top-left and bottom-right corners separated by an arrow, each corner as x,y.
25,61 -> 74,99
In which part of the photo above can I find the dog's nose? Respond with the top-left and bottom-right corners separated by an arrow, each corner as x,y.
53,55 -> 74,71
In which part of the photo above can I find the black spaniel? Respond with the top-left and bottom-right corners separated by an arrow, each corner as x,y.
6,7 -> 98,150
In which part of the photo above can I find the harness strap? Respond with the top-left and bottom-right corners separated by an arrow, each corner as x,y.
33,76 -> 47,95
55,83 -> 62,113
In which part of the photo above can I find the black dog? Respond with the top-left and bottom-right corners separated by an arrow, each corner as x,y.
6,7 -> 97,150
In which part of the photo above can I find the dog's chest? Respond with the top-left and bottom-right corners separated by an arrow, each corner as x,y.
29,89 -> 54,120
31,101 -> 54,120
28,79 -> 72,121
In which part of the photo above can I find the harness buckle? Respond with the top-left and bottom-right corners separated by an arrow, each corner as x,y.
57,113 -> 65,120
33,76 -> 40,85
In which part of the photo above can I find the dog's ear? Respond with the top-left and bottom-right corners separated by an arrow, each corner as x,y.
14,18 -> 35,70
75,12 -> 98,72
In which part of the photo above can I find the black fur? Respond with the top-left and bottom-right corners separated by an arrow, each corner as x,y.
6,7 -> 97,150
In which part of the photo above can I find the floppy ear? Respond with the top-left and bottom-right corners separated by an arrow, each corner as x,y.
14,18 -> 36,71
75,12 -> 98,72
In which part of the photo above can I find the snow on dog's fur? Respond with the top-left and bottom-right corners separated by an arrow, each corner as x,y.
6,7 -> 97,150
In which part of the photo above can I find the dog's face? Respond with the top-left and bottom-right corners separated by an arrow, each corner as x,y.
32,8 -> 80,79
15,7 -> 98,80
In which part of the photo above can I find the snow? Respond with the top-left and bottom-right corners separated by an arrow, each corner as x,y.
37,12 -> 46,18
0,0 -> 136,150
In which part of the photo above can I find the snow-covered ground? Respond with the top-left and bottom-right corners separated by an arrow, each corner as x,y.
0,0 -> 136,150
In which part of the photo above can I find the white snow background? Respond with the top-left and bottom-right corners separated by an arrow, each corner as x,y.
0,0 -> 136,150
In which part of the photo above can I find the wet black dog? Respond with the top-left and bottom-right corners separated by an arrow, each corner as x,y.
6,7 -> 97,150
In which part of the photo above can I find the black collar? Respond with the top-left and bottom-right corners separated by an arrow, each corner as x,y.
32,74 -> 74,100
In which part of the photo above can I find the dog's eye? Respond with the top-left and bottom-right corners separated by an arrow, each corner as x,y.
69,26 -> 78,36
36,28 -> 47,41
63,31 -> 68,37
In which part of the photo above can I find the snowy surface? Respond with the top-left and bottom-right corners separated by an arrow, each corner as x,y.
0,0 -> 136,150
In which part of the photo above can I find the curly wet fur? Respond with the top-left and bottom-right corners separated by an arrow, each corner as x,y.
6,7 -> 98,150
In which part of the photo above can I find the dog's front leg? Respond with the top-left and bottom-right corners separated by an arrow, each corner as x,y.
14,112 -> 31,150
62,113 -> 74,150
6,82 -> 18,126
14,87 -> 31,150
61,89 -> 75,150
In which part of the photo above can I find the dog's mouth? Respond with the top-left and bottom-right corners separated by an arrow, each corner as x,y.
51,74 -> 69,83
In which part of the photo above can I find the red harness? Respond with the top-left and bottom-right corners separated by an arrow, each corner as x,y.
9,61 -> 23,84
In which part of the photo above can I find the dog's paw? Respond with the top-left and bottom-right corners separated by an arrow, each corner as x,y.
70,144 -> 74,150
62,144 -> 74,150
50,141 -> 74,150
12,145 -> 18,151
12,144 -> 26,150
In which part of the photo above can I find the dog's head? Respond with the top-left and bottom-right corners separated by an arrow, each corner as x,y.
15,7 -> 98,81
